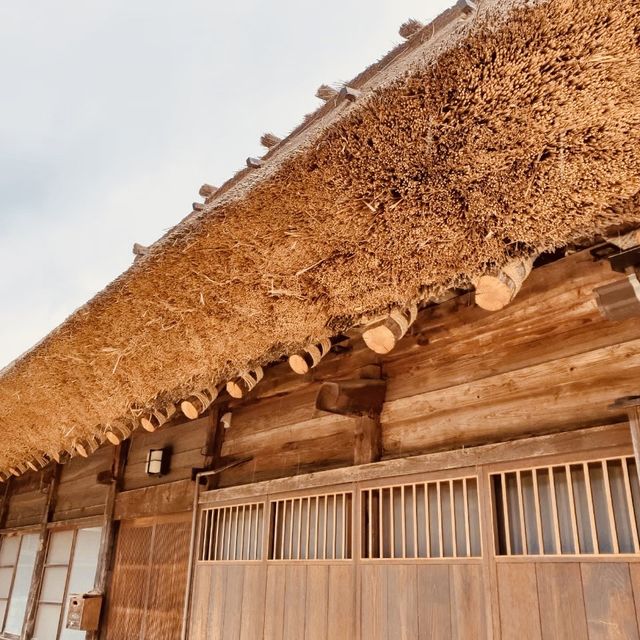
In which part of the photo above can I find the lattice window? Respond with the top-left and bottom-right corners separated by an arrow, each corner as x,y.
199,502 -> 265,561
492,456 -> 640,556
361,477 -> 482,559
269,492 -> 353,560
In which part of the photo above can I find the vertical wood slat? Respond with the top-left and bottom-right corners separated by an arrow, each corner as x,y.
437,482 -> 443,558
583,462 -> 600,554
548,467 -> 562,554
515,471 -> 527,555
565,465 -> 580,554
425,483 -> 431,558
412,484 -> 418,559
532,468 -> 544,554
602,460 -> 620,554
500,473 -> 511,555
450,479 -> 457,558
401,485 -> 406,559
379,488 -> 384,558
463,478 -> 471,557
623,458 -> 640,552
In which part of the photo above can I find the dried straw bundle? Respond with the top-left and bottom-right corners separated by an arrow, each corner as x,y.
0,0 -> 639,470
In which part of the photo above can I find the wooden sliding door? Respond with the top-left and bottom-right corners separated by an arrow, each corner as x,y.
104,513 -> 190,640
190,435 -> 640,639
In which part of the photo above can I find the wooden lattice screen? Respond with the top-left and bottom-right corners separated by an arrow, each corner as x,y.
104,517 -> 190,640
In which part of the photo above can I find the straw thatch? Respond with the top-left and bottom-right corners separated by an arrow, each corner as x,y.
1,0 -> 640,471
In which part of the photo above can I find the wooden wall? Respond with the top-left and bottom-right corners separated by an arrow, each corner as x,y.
215,249 -> 640,487
122,415 -> 209,491
53,444 -> 111,521
497,561 -> 640,639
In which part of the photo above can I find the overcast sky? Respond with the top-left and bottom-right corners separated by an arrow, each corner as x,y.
0,0 -> 451,368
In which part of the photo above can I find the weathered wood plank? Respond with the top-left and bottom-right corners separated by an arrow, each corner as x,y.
283,565 -> 307,639
360,565 -> 388,640
305,565 -> 329,640
114,479 -> 193,520
416,564 -> 451,639
497,563 -> 541,640
201,424 -> 630,504
222,565 -> 245,640
449,564 -> 486,640
264,565 -> 286,640
387,565 -> 418,640
581,563 -> 639,640
536,563 -> 588,639
189,565 -> 213,640
383,339 -> 640,455
239,565 -> 267,640
327,565 -> 355,640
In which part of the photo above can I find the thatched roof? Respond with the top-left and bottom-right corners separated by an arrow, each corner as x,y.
1,0 -> 640,472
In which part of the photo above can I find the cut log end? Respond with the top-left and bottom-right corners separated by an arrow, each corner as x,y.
288,354 -> 310,375
226,380 -> 244,399
474,257 -> 534,311
181,400 -> 200,420
399,18 -> 423,39
316,84 -> 338,101
199,183 -> 218,199
105,431 -> 122,445
140,417 -> 156,432
260,132 -> 281,149
362,324 -> 397,354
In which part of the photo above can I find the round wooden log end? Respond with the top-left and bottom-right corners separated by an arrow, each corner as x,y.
226,380 -> 244,399
362,325 -> 397,354
76,443 -> 89,457
105,431 -> 122,445
474,274 -> 514,311
289,353 -> 310,375
181,399 -> 201,420
140,416 -> 157,432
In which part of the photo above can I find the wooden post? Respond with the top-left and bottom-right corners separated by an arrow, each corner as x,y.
92,440 -> 129,640
0,476 -> 13,530
353,416 -> 382,465
22,464 -> 61,640
204,406 -> 226,491
610,396 -> 640,474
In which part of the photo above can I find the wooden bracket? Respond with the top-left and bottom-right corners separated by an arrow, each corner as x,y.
315,378 -> 386,417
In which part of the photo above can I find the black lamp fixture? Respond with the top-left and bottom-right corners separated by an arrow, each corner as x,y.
146,447 -> 171,477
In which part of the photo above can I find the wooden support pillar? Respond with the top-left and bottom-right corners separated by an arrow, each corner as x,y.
0,476 -> 13,530
203,406 -> 226,491
611,396 -> 640,474
353,415 -> 382,465
92,441 -> 129,640
315,371 -> 386,465
23,464 -> 61,640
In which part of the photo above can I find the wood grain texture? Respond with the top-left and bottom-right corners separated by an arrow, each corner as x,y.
305,565 -> 329,640
360,564 -> 388,640
582,563 -> 639,640
536,563 -> 588,640
387,565 -> 418,640
327,565 -> 356,640
449,564 -> 486,640
240,565 -> 267,640
264,565 -> 286,640
416,564 -> 452,639
497,563 -> 541,640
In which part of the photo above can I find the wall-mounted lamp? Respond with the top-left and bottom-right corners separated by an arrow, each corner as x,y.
146,447 -> 171,477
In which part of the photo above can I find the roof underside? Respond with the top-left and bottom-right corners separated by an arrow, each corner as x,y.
1,0 -> 640,470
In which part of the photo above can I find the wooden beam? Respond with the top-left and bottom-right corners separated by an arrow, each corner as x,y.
288,338 -> 332,374
204,406 -> 226,491
91,441 -> 129,640
315,378 -> 386,417
201,423 -> 631,504
474,256 -> 534,311
0,475 -> 13,530
114,479 -> 193,521
353,415 -> 382,465
23,464 -> 61,639
362,305 -> 417,354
